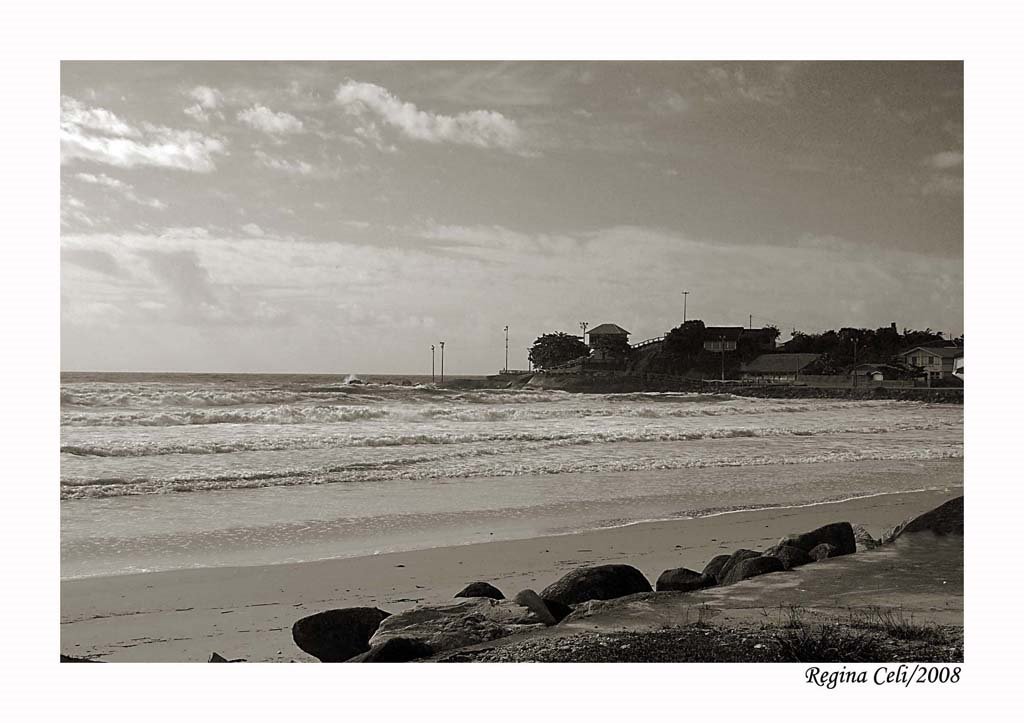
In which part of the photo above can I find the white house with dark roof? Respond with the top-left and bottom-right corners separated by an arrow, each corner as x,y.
897,346 -> 963,383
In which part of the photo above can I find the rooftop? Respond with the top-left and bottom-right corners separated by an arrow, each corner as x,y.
741,353 -> 821,374
587,323 -> 630,336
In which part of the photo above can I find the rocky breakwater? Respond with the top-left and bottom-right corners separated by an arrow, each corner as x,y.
268,498 -> 963,664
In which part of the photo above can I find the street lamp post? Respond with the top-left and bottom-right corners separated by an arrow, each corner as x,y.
431,344 -> 435,384
439,341 -> 445,385
720,335 -> 726,381
503,325 -> 509,373
579,321 -> 588,346
852,338 -> 858,388
682,290 -> 690,323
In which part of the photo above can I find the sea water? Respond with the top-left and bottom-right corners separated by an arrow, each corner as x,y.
60,372 -> 964,578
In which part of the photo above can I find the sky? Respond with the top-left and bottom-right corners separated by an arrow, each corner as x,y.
60,61 -> 963,374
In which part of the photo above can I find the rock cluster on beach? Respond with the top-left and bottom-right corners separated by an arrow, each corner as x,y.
96,495 -> 958,664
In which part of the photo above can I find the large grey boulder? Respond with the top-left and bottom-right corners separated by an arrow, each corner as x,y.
454,581 -> 505,600
369,598 -> 545,653
540,564 -> 652,606
764,544 -> 813,570
655,567 -> 716,592
512,589 -> 558,626
701,554 -> 732,580
809,543 -> 839,561
721,555 -> 785,585
777,522 -> 856,557
852,524 -> 881,551
292,607 -> 391,662
715,549 -> 761,584
347,637 -> 434,663
895,496 -> 963,538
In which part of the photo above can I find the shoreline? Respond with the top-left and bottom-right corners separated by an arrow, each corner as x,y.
59,483 -> 954,584
61,486 -> 962,662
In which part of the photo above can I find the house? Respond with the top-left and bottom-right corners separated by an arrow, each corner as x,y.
953,354 -> 964,380
850,363 -> 903,382
897,346 -> 962,383
586,323 -> 631,362
703,326 -> 744,352
740,353 -> 821,382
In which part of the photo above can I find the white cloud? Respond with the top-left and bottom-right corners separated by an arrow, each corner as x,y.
189,86 -> 223,109
237,105 -> 305,135
61,96 -> 226,172
335,80 -> 524,152
72,172 -> 168,209
253,150 -> 315,176
925,150 -> 964,169
242,223 -> 265,236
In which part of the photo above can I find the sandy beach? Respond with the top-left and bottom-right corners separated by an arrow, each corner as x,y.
61,486 -> 962,662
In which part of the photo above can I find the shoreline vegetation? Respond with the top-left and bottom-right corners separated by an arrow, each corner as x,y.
60,488 -> 963,663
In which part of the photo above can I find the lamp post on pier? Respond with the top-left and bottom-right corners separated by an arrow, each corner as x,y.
439,341 -> 445,385
503,325 -> 509,373
431,344 -> 435,383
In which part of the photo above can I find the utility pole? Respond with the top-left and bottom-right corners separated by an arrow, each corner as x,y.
431,344 -> 435,383
682,291 -> 690,323
579,321 -> 588,345
720,335 -> 726,382
503,325 -> 509,373
852,338 -> 858,388
527,348 -> 532,371
749,314 -> 753,330
439,341 -> 445,385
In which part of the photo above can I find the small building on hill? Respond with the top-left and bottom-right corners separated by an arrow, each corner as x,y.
587,323 -> 631,363
741,353 -> 822,382
896,346 -> 962,383
703,326 -> 744,352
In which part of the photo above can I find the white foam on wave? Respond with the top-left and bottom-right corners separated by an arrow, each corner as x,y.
59,446 -> 964,500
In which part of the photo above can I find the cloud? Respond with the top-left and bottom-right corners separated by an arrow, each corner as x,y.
61,247 -> 126,277
242,223 -> 264,236
72,172 -> 167,209
61,96 -> 226,172
925,150 -> 963,169
189,86 -> 223,109
335,80 -> 524,152
253,150 -> 315,176
237,105 -> 305,135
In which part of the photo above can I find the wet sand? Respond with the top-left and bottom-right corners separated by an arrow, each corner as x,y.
60,486 -> 961,661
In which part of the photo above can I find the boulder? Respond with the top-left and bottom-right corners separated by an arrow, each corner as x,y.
454,581 -> 505,600
701,554 -> 732,581
542,597 -> 573,624
540,564 -> 652,606
809,543 -> 839,561
777,522 -> 856,557
721,555 -> 785,585
853,524 -> 881,551
715,549 -> 761,584
208,652 -> 245,663
765,545 -> 812,570
512,589 -> 557,626
292,607 -> 391,662
347,637 -> 434,663
895,496 -> 963,538
655,567 -> 716,592
369,598 -> 545,653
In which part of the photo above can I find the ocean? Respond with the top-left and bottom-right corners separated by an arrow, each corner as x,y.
60,372 -> 964,579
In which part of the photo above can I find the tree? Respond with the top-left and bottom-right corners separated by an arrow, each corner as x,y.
529,332 -> 589,369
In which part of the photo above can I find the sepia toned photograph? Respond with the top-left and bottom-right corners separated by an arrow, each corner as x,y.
57,60 -> 964,665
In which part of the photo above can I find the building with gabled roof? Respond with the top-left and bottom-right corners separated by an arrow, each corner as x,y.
740,353 -> 821,381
